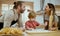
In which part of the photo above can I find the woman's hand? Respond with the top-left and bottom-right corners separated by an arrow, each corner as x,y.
49,27 -> 56,31
44,22 -> 48,26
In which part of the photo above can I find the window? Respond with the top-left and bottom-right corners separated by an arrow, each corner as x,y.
2,4 -> 8,11
2,4 -> 14,12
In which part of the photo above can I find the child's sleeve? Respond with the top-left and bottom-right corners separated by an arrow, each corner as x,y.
35,21 -> 40,26
25,22 -> 30,30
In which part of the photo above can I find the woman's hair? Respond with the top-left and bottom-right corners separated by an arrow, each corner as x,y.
47,3 -> 55,15
13,1 -> 24,9
28,11 -> 36,19
47,3 -> 56,22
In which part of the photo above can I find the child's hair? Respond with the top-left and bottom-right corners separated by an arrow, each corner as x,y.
28,11 -> 36,19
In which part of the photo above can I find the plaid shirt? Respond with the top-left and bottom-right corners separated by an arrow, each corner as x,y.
25,20 -> 40,29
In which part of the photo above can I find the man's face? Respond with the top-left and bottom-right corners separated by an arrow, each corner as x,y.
20,3 -> 25,13
17,3 -> 25,14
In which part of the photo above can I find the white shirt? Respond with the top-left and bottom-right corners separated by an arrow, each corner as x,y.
0,9 -> 23,28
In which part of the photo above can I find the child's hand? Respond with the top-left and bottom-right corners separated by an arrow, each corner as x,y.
29,28 -> 34,30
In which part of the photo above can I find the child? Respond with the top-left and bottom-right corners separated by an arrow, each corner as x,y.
25,11 -> 40,30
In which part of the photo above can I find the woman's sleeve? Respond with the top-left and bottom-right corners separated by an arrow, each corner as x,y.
55,15 -> 59,22
36,11 -> 44,15
35,21 -> 40,26
4,11 -> 14,28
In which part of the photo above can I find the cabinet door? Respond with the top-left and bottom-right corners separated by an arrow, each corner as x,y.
58,16 -> 60,30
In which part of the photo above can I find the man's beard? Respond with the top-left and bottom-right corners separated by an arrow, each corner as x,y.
20,10 -> 25,13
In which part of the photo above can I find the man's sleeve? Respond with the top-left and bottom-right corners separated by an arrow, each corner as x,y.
18,14 -> 23,27
3,12 -> 14,28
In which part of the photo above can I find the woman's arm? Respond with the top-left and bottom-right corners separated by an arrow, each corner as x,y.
49,22 -> 58,31
36,11 -> 44,15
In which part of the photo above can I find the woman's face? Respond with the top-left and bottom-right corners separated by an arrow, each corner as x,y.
45,5 -> 50,13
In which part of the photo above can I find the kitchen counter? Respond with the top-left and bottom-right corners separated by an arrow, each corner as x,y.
25,29 -> 60,36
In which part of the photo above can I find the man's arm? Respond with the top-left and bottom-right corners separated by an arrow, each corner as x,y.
4,12 -> 14,28
17,14 -> 23,28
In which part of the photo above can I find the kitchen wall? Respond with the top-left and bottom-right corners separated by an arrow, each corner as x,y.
34,0 -> 40,11
0,0 -> 33,10
0,0 -> 60,12
50,0 -> 60,5
0,0 -> 2,12
55,5 -> 60,16
17,0 -> 34,2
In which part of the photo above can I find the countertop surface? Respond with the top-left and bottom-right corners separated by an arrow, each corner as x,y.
25,29 -> 60,34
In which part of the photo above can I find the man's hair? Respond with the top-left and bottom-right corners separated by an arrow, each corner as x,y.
13,1 -> 24,9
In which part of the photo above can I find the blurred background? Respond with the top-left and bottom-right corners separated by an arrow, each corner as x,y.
0,0 -> 60,29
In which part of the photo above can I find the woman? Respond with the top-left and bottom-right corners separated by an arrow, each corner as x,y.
37,3 -> 59,31
0,1 -> 25,29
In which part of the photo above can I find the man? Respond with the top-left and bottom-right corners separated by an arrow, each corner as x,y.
0,1 -> 25,29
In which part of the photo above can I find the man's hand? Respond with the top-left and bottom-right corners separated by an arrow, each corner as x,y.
0,12 -> 2,16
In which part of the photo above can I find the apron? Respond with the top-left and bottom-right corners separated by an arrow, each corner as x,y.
0,19 -> 18,29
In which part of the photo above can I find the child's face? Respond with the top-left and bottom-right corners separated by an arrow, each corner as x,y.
30,18 -> 35,21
